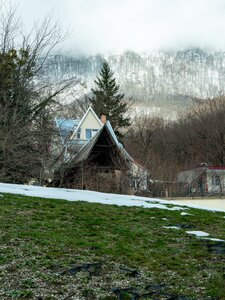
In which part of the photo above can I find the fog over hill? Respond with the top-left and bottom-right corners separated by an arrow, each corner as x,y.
43,48 -> 225,119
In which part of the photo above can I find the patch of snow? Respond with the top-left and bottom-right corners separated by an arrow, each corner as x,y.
0,183 -> 184,211
186,231 -> 209,237
181,212 -> 192,216
202,238 -> 225,242
163,226 -> 181,230
0,182 -> 225,213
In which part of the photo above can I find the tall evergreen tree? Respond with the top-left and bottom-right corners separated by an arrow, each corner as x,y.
90,61 -> 131,138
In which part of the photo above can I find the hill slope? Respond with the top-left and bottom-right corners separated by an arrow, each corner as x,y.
43,48 -> 225,118
0,192 -> 224,299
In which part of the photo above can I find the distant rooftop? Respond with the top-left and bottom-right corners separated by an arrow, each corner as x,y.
55,118 -> 80,142
208,166 -> 225,171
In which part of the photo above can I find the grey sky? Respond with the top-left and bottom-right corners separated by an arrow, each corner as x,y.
17,0 -> 225,55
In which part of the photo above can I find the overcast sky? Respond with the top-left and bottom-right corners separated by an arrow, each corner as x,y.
16,0 -> 225,55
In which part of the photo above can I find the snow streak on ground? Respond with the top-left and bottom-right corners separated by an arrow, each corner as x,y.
186,231 -> 209,237
163,227 -> 224,243
180,212 -> 192,216
202,238 -> 225,242
0,182 -> 225,212
0,183 -> 184,211
163,226 -> 181,230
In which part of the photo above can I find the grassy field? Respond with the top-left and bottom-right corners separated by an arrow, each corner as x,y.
0,193 -> 225,299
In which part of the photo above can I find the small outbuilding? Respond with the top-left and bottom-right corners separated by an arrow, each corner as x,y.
178,166 -> 225,196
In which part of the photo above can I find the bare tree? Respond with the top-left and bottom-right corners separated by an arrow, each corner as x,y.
0,3 -> 74,183
125,97 -> 225,197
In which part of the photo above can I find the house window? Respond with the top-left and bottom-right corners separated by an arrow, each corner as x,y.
86,129 -> 98,139
86,129 -> 92,139
212,175 -> 220,186
77,128 -> 81,139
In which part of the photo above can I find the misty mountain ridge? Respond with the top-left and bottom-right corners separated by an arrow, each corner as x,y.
44,48 -> 225,119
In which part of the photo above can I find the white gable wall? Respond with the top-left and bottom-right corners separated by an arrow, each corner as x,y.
79,109 -> 102,139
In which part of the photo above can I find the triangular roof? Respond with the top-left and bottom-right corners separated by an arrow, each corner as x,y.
70,106 -> 103,140
69,121 -> 133,167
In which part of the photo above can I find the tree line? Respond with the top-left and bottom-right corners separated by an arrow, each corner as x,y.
125,97 -> 225,185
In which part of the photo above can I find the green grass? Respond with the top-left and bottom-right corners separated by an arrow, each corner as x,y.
0,193 -> 224,299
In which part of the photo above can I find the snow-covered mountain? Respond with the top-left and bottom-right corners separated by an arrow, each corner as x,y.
44,48 -> 225,118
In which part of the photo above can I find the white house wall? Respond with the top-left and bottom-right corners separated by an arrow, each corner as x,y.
79,110 -> 102,140
206,170 -> 225,194
130,162 -> 148,190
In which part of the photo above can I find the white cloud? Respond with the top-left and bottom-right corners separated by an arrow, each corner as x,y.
15,0 -> 225,54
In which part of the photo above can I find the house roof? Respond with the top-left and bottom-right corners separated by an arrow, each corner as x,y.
55,118 -> 80,142
69,121 -> 133,166
104,121 -> 135,163
105,121 -> 123,148
70,127 -> 102,165
208,166 -> 225,170
55,106 -> 136,171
